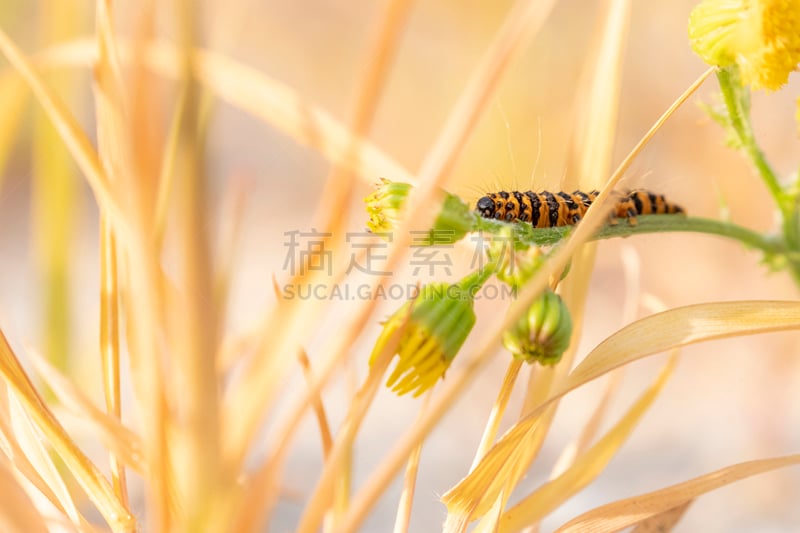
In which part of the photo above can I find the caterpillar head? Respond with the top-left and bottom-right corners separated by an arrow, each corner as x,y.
476,195 -> 499,219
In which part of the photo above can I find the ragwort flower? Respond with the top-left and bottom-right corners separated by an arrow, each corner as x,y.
369,274 -> 486,396
689,0 -> 800,90
364,179 -> 475,244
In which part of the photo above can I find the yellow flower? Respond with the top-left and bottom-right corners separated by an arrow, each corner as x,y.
364,179 -> 475,244
689,0 -> 800,90
369,281 -> 479,397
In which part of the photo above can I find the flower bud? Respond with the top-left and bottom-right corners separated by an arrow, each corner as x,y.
502,289 -> 572,365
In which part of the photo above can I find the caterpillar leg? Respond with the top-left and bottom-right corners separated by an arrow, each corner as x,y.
625,208 -> 638,226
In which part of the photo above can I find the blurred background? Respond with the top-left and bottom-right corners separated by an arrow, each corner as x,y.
0,0 -> 798,531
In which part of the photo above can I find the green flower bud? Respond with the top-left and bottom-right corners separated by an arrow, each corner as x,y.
364,179 -> 476,244
486,227 -> 544,289
502,290 -> 572,365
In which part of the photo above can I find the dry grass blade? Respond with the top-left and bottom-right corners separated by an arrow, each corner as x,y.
32,37 -> 414,189
630,500 -> 693,533
493,353 -> 678,532
0,74 -> 28,196
166,3 -> 226,528
1,387 -> 81,527
566,0 -> 631,191
442,411 -> 545,529
298,349 -> 334,457
188,45 -> 414,186
469,360 -> 523,472
313,0 -> 415,236
295,326 -> 402,533
555,454 -> 800,532
393,409 -> 426,533
438,299 -> 800,532
564,300 -> 800,389
31,0 -> 80,378
442,360 -> 523,533
26,348 -> 145,474
0,458 -> 49,533
0,28 -> 127,239
0,330 -> 134,530
99,219 -> 129,497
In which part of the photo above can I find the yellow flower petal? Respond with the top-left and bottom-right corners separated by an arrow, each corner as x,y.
689,0 -> 800,90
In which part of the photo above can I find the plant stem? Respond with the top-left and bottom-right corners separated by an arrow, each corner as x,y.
716,67 -> 788,214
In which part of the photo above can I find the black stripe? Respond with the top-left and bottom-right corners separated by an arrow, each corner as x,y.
541,191 -> 560,227
631,192 -> 644,215
573,190 -> 592,207
525,191 -> 540,227
647,192 -> 659,214
557,191 -> 577,210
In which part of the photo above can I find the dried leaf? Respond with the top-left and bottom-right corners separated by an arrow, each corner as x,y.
495,354 -> 678,532
555,455 -> 800,532
0,457 -> 49,533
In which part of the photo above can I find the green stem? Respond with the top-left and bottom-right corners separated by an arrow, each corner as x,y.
459,259 -> 498,293
474,214 -> 800,272
716,67 -> 789,214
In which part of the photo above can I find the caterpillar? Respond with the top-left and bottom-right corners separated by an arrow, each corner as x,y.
475,189 -> 684,227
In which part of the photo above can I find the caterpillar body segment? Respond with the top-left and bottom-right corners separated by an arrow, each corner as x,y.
611,190 -> 684,226
476,189 -> 683,227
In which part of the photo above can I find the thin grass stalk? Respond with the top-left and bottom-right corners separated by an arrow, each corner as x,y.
470,360 -> 523,472
211,182 -> 252,340
299,349 -> 334,457
0,331 -> 134,530
295,340 -> 403,533
392,394 -> 430,533
0,456 -> 51,533
545,252 -> 641,475
443,359 -> 522,533
32,0 -> 80,380
312,0 -> 415,238
232,310 -> 408,531
0,74 -> 28,192
152,84 -> 185,252
99,219 -> 128,504
298,347 -> 339,533
116,7 -> 173,527
565,0 -> 630,191
392,441 -> 424,533
26,348 -> 145,475
0,27 -> 127,237
495,354 -> 679,532
462,374 -> 562,530
1,383 -> 83,527
167,0 -> 227,528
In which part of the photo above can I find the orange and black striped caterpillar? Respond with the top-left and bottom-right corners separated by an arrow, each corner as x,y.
475,189 -> 684,227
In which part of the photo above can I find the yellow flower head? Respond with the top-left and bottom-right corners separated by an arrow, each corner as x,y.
370,281 -> 478,397
364,179 -> 475,244
689,0 -> 800,90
